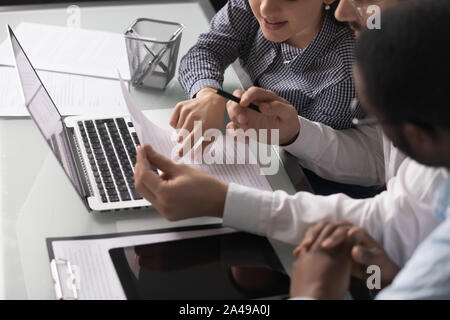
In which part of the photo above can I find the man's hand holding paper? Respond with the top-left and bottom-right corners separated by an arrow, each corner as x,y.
134,145 -> 228,221
118,74 -> 273,219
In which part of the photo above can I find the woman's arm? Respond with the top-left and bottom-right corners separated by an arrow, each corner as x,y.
178,0 -> 256,98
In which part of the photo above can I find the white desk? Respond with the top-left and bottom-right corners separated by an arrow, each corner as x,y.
0,0 -> 300,299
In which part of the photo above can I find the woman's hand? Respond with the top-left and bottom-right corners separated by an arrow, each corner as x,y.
170,87 -> 226,156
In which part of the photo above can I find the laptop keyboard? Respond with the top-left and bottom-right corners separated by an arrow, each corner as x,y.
78,118 -> 143,203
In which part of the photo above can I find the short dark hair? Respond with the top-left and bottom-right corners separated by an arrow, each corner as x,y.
355,0 -> 450,131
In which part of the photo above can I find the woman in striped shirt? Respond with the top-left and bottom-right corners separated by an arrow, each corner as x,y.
171,0 -> 373,197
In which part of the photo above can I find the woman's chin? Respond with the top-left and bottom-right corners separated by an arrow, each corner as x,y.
260,30 -> 289,43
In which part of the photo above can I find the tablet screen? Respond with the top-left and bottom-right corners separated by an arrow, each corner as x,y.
109,232 -> 290,299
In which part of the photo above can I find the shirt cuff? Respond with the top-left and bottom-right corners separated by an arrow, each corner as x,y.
222,183 -> 274,236
283,116 -> 320,159
189,79 -> 222,98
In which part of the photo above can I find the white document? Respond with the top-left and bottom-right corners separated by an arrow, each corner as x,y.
0,23 -> 131,80
50,227 -> 236,300
119,76 -> 272,191
0,67 -> 129,116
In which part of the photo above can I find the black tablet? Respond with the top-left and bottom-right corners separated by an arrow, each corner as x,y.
109,231 -> 290,300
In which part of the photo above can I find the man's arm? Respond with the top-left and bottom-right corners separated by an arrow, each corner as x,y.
226,87 -> 385,186
133,143 -> 446,268
284,117 -> 385,186
223,159 -> 446,267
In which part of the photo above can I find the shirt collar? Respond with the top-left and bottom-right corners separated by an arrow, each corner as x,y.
280,42 -> 303,64
286,12 -> 342,71
246,12 -> 344,80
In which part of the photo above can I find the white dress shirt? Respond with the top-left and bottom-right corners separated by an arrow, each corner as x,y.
222,116 -> 449,267
376,176 -> 450,299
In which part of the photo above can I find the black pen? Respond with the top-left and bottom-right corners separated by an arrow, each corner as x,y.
215,89 -> 261,113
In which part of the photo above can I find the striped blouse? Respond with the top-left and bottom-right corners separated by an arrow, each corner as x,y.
178,0 -> 364,129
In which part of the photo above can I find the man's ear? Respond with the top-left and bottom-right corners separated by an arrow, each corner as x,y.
402,123 -> 438,151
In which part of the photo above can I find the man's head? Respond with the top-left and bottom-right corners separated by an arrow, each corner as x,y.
354,0 -> 450,169
335,0 -> 400,37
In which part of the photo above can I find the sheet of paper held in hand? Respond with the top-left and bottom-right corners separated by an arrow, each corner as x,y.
118,75 -> 272,191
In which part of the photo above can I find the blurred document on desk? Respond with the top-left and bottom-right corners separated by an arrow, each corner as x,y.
0,23 -> 131,80
0,67 -> 128,116
48,226 -> 234,299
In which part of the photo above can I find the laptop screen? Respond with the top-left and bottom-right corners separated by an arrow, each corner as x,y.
9,26 -> 85,201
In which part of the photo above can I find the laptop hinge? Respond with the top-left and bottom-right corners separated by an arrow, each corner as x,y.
65,125 -> 94,199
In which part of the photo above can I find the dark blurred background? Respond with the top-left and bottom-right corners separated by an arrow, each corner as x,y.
0,0 -> 228,11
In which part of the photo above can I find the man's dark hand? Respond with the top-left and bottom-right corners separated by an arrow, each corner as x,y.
294,223 -> 400,290
346,227 -> 400,289
290,222 -> 354,300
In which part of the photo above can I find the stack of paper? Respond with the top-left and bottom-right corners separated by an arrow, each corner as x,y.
0,23 -> 132,117
0,23 -> 131,80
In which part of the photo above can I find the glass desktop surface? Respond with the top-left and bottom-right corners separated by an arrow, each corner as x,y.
0,0 -> 297,299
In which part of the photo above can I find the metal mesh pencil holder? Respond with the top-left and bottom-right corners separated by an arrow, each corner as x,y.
125,18 -> 184,89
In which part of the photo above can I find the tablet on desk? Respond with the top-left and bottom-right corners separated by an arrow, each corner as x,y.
109,232 -> 290,300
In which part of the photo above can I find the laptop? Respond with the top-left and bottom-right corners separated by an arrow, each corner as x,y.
8,25 -> 151,212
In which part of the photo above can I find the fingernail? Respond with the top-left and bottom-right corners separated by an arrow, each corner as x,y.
322,239 -> 332,248
237,114 -> 245,124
